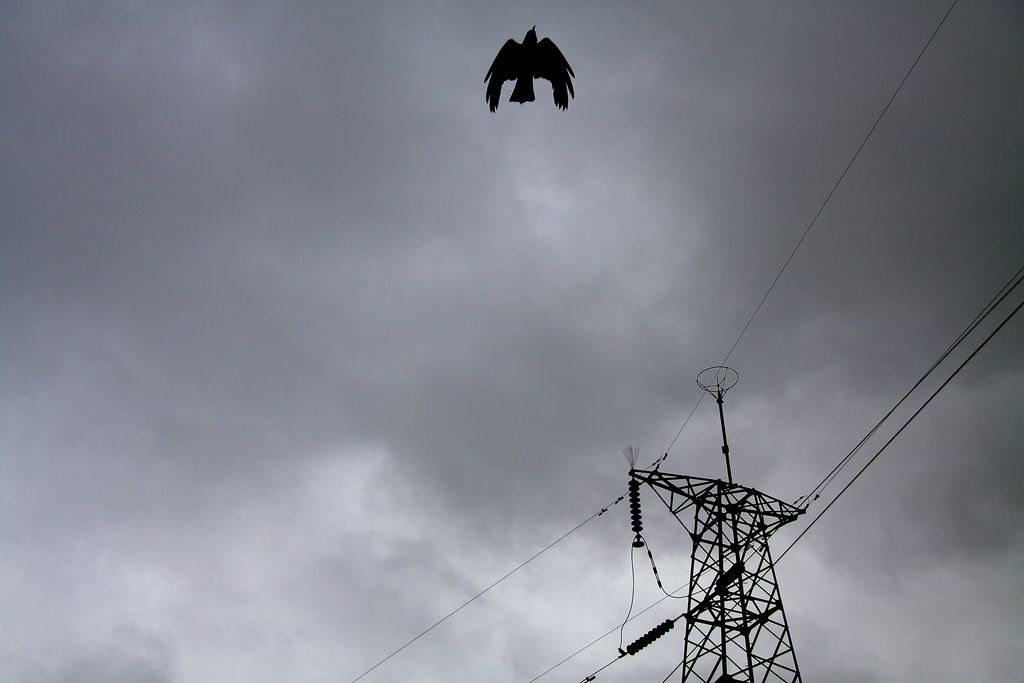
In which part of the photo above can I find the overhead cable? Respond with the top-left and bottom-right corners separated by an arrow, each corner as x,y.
794,263 -> 1024,507
776,294 -> 1024,562
714,0 -> 962,374
348,496 -> 623,682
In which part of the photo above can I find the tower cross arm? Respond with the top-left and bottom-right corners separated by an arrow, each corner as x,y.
631,468 -> 805,539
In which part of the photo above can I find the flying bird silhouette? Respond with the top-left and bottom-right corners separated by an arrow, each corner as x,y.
485,26 -> 575,112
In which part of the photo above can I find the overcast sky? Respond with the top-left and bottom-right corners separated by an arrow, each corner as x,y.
2,1 -> 1023,681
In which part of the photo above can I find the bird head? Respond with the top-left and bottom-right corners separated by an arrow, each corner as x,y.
524,26 -> 538,44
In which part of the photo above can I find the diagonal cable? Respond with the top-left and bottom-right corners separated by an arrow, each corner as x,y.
795,263 -> 1024,507
777,295 -> 1024,562
349,499 -> 622,682
716,0 -> 961,373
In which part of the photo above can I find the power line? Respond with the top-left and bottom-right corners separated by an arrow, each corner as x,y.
776,294 -> 1024,562
662,392 -> 705,457
659,656 -> 686,683
349,498 -> 622,682
640,534 -> 686,600
794,263 -> 1024,507
617,542 -> 638,651
715,0 -> 961,373
668,0 -> 962,465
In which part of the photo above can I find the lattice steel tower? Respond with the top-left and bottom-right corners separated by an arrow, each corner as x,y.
630,367 -> 805,683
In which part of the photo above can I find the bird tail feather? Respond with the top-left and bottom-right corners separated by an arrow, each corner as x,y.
510,77 -> 535,104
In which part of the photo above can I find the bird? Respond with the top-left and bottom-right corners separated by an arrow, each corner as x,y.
484,26 -> 575,112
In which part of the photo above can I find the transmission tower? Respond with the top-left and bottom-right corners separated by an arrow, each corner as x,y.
630,367 -> 804,683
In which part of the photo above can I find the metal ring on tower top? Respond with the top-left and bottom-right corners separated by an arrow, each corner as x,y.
696,366 -> 738,397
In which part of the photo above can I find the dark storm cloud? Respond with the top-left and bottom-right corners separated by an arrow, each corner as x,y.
1,0 -> 1022,681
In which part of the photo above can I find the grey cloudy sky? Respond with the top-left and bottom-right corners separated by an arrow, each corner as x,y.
2,1 -> 1023,681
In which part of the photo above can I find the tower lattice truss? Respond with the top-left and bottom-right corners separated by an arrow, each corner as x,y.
632,469 -> 804,683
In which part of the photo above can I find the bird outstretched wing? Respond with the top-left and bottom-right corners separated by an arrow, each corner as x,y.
484,39 -> 522,112
534,37 -> 575,110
